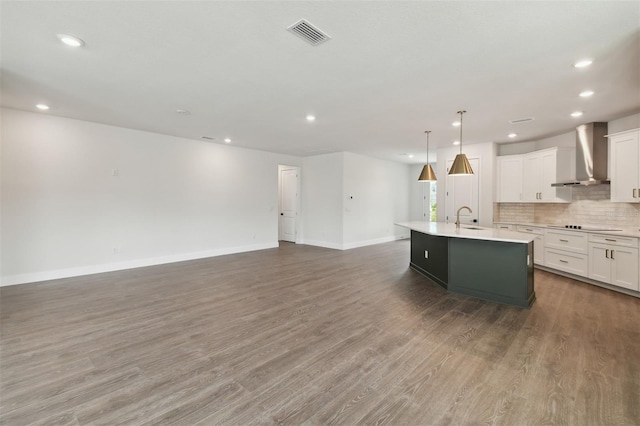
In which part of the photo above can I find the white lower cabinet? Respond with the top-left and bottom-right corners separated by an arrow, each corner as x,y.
588,234 -> 639,291
494,223 -> 514,230
544,228 -> 589,277
516,225 -> 545,265
499,224 -> 639,294
545,248 -> 589,277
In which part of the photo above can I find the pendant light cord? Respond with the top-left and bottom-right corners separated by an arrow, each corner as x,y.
457,110 -> 466,154
424,130 -> 431,163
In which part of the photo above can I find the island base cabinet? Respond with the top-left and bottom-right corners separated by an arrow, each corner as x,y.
448,238 -> 534,308
410,230 -> 448,288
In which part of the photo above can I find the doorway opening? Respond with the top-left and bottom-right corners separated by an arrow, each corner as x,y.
422,177 -> 438,222
278,165 -> 300,243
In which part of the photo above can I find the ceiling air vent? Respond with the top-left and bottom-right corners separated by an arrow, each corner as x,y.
287,19 -> 331,46
509,117 -> 535,124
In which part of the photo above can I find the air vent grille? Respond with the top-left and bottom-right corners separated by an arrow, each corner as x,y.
287,19 -> 331,46
509,117 -> 535,124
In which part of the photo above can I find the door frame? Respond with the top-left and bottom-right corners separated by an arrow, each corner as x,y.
278,165 -> 301,243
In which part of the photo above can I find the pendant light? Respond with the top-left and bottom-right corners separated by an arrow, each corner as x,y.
418,130 -> 437,181
448,110 -> 474,175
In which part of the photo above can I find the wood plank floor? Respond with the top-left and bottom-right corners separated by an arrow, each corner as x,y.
1,240 -> 639,425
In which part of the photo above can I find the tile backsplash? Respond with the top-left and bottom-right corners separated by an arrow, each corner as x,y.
495,186 -> 640,228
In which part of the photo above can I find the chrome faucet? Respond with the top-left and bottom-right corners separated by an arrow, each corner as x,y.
455,205 -> 472,229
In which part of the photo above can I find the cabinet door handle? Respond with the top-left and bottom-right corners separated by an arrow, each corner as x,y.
559,239 -> 569,242
634,188 -> 638,198
605,249 -> 609,259
559,259 -> 568,263
611,250 -> 615,260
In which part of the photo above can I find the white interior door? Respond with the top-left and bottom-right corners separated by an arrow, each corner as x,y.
279,168 -> 298,242
445,158 -> 479,225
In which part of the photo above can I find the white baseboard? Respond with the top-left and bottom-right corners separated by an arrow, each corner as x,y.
342,234 -> 409,250
0,242 -> 279,287
302,234 -> 409,251
300,239 -> 344,250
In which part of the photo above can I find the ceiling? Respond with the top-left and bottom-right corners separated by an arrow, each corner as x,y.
2,1 -> 639,164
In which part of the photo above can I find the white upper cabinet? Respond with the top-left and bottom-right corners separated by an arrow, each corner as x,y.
522,147 -> 573,203
609,128 -> 640,203
496,147 -> 573,203
496,155 -> 523,202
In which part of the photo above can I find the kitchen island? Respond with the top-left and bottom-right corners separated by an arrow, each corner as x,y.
396,222 -> 536,308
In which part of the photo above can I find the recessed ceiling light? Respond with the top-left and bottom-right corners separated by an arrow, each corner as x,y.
579,90 -> 594,97
56,34 -> 85,47
306,114 -> 316,122
508,133 -> 517,138
224,138 -> 231,143
408,154 -> 414,158
36,104 -> 50,110
573,59 -> 592,68
176,109 -> 191,115
452,121 -> 461,127
571,111 -> 584,117
453,140 -> 460,146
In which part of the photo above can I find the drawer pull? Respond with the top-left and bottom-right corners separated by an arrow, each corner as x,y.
559,259 -> 568,263
525,228 -> 533,231
559,239 -> 569,242
604,238 -> 617,242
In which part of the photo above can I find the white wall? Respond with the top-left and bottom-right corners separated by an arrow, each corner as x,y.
497,112 -> 640,156
409,164 -> 427,221
1,108 -> 301,285
498,132 -> 574,155
436,142 -> 497,227
608,112 -> 640,133
1,108 -> 433,285
301,152 -> 412,250
342,152 -> 410,248
300,152 -> 344,249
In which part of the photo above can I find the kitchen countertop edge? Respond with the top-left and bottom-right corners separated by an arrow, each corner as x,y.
396,222 -> 535,244
494,222 -> 640,238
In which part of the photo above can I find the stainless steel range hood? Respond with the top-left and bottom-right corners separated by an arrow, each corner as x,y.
551,122 -> 609,187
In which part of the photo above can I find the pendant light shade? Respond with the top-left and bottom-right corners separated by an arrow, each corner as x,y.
448,110 -> 474,176
418,164 -> 437,181
418,130 -> 437,181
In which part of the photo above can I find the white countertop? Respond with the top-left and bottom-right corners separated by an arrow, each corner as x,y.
494,222 -> 640,239
396,221 -> 535,244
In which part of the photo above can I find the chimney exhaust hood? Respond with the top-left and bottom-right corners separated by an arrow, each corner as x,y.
551,122 -> 609,187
